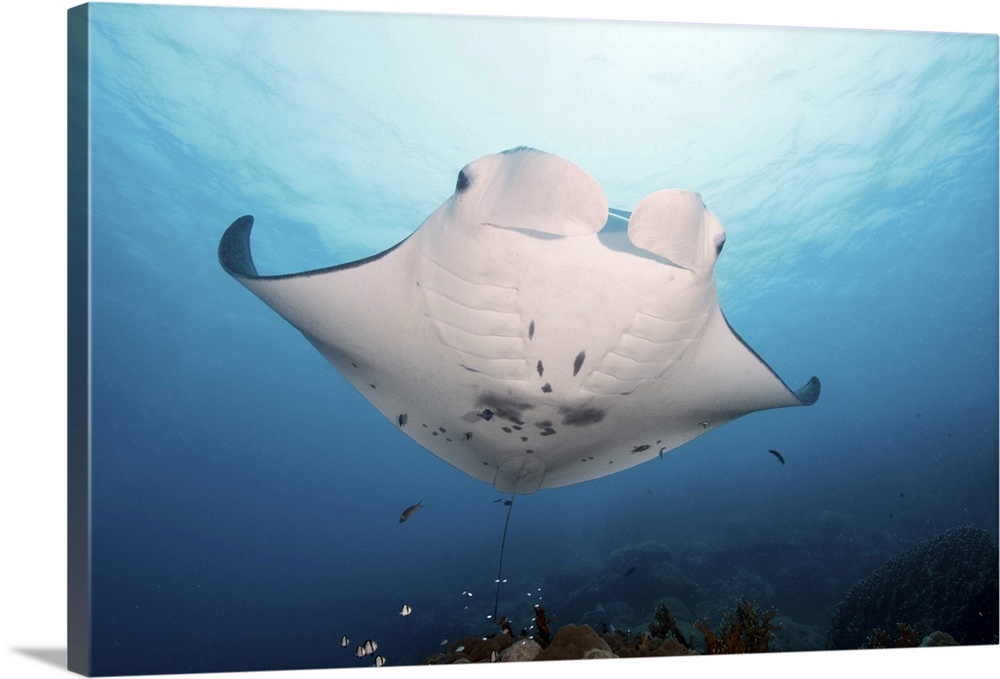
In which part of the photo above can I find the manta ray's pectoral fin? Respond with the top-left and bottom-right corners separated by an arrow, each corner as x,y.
218,214 -> 411,369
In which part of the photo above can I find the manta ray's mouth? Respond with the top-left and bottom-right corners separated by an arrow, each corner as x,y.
484,210 -> 683,265
482,206 -> 631,239
481,222 -> 566,240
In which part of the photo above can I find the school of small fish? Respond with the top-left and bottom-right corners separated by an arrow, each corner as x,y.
340,600 -> 419,667
355,638 -> 378,658
348,446 -> 786,668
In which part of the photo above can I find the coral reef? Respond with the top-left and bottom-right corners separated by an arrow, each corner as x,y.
424,598 -> 789,663
534,624 -> 614,661
919,631 -> 958,647
500,638 -> 543,661
533,604 -> 551,645
581,599 -> 637,633
603,630 -> 697,658
769,615 -> 826,651
698,569 -> 775,622
694,598 -> 782,653
424,633 -> 515,664
560,540 -> 700,626
827,526 -> 999,649
862,623 -> 920,649
647,601 -> 694,649
607,540 -> 673,572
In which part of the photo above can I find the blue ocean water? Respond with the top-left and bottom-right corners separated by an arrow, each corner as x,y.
83,4 -> 998,674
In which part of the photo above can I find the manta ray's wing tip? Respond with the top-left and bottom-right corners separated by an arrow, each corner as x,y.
794,376 -> 821,406
219,214 -> 258,278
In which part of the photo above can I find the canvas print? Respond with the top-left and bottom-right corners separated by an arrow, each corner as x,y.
67,3 -> 999,676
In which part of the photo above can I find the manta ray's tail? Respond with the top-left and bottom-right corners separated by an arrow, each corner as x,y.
492,492 -> 517,624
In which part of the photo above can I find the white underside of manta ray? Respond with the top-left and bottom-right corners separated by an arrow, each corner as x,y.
219,147 -> 820,493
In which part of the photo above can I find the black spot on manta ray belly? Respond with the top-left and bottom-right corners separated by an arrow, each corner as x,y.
631,444 -> 650,453
533,420 -> 557,437
475,393 -> 534,421
397,414 -> 407,427
536,360 -> 544,377
541,383 -> 552,393
559,405 -> 605,426
572,351 -> 586,377
528,320 -> 535,340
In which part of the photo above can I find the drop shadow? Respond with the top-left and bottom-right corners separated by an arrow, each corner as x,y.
11,647 -> 67,670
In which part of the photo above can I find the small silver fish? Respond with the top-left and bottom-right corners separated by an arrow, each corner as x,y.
374,655 -> 386,667
399,500 -> 424,523
355,645 -> 365,658
400,603 -> 412,616
364,639 -> 378,655
490,650 -> 498,662
340,635 -> 349,648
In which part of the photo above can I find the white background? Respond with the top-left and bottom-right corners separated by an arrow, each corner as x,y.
1,1 -> 997,678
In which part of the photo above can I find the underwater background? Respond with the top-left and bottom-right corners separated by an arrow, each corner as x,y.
76,2 -> 997,675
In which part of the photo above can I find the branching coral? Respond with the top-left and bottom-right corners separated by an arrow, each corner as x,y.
862,623 -> 920,649
648,601 -> 694,649
694,598 -> 781,653
828,526 -> 999,649
533,604 -> 551,646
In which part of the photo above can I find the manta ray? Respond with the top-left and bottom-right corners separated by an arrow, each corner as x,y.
219,147 -> 819,493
